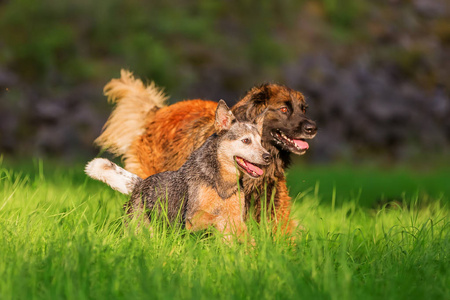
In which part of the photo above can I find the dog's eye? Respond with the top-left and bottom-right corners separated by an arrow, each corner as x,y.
241,138 -> 251,145
279,107 -> 288,114
301,104 -> 307,114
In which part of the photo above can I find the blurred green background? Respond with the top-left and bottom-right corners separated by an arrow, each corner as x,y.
0,0 -> 449,163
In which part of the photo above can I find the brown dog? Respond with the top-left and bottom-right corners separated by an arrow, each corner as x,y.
95,70 -> 317,235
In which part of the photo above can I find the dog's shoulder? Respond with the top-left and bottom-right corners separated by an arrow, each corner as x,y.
188,183 -> 221,212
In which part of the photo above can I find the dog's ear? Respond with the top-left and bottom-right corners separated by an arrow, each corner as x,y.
215,100 -> 235,132
236,84 -> 271,121
253,108 -> 268,136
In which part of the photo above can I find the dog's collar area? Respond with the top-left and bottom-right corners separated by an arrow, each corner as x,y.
234,156 -> 264,178
271,130 -> 309,154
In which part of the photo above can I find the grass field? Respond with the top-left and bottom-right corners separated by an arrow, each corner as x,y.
0,158 -> 449,300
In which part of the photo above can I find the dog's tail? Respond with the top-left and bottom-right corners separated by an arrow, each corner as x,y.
85,158 -> 143,194
95,69 -> 168,156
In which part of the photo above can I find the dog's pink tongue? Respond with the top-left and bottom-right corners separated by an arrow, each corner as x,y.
247,162 -> 264,176
293,139 -> 309,150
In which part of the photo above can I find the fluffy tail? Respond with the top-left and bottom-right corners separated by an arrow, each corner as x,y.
95,69 -> 168,156
85,158 -> 142,194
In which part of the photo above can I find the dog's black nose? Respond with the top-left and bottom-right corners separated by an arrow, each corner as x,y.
302,121 -> 317,136
262,153 -> 271,163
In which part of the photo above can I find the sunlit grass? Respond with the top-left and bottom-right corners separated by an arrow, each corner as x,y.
0,159 -> 449,299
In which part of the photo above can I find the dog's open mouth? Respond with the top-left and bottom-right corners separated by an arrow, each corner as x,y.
235,156 -> 264,178
271,130 -> 309,153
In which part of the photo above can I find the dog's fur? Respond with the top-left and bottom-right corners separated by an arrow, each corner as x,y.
96,70 -> 317,234
88,101 -> 270,241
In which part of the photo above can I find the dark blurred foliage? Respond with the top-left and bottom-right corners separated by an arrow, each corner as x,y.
0,0 -> 449,162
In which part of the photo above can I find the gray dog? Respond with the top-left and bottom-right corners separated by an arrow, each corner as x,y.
86,100 -> 270,242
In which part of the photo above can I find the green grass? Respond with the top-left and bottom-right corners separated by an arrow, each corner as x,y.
0,159 -> 449,299
286,163 -> 450,207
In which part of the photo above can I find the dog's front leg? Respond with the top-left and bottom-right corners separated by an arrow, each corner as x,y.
215,194 -> 251,243
185,210 -> 219,231
272,177 -> 304,237
214,216 -> 248,244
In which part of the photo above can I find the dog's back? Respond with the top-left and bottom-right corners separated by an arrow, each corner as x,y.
85,157 -> 189,223
127,170 -> 188,223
